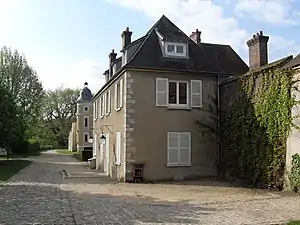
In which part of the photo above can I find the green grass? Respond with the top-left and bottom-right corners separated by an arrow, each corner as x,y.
0,160 -> 32,181
0,151 -> 41,159
288,221 -> 300,225
56,149 -> 76,155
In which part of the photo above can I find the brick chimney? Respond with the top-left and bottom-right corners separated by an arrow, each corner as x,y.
109,49 -> 117,78
190,29 -> 201,45
246,31 -> 269,69
121,27 -> 132,49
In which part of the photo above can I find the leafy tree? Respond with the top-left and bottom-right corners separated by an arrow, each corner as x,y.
40,87 -> 80,148
0,85 -> 20,157
0,46 -> 44,137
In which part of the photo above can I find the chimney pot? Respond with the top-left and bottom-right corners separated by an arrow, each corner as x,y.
246,31 -> 269,69
121,27 -> 132,49
190,29 -> 201,45
109,49 -> 117,77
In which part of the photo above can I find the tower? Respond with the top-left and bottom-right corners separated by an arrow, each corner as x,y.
75,82 -> 93,158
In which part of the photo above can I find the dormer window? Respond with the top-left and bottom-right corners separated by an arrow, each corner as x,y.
164,42 -> 187,58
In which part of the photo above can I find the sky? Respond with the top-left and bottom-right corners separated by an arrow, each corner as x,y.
0,0 -> 299,94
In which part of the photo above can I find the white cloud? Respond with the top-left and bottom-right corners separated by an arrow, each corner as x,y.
268,36 -> 300,61
235,0 -> 298,25
107,0 -> 249,55
30,58 -> 105,94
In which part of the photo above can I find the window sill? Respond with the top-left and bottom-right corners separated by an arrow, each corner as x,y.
167,105 -> 191,110
166,164 -> 192,167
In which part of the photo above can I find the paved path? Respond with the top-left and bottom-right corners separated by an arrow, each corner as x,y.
0,151 -> 299,225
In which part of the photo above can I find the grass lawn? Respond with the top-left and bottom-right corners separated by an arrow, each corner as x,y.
0,160 -> 32,181
56,149 -> 76,155
0,151 -> 41,159
288,221 -> 300,225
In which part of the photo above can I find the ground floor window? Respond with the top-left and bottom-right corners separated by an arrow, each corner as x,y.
167,132 -> 191,166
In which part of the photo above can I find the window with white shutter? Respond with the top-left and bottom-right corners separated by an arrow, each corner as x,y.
98,97 -> 101,118
114,83 -> 118,110
101,95 -> 105,117
116,132 -> 121,165
167,132 -> 191,166
103,93 -> 107,115
120,79 -> 123,108
93,102 -> 96,120
156,78 -> 168,106
106,90 -> 111,115
191,80 -> 203,108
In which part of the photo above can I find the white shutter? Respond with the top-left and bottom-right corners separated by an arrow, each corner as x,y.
114,83 -> 118,110
167,132 -> 179,165
107,90 -> 111,114
98,98 -> 101,118
103,93 -> 107,115
120,79 -> 123,108
93,102 -> 96,120
101,95 -> 105,116
156,78 -> 168,106
179,133 -> 191,165
93,134 -> 97,156
116,132 -> 121,164
106,133 -> 110,161
191,80 -> 203,108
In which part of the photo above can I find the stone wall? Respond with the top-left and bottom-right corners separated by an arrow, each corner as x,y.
124,71 -> 136,181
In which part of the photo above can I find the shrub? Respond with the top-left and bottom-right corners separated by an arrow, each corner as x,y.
289,153 -> 300,193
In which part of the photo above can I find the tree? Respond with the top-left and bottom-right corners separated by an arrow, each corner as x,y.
0,46 -> 44,137
40,87 -> 80,148
0,85 -> 20,157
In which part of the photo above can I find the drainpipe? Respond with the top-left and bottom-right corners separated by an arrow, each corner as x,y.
216,73 -> 221,177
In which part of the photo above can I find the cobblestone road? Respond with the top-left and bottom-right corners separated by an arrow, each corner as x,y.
0,151 -> 299,225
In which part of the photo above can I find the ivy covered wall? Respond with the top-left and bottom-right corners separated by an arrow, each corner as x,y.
219,56 -> 295,190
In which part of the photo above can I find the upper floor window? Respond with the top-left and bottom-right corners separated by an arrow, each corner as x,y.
156,78 -> 202,109
164,42 -> 187,58
84,117 -> 88,128
114,78 -> 123,111
168,81 -> 188,107
84,106 -> 89,112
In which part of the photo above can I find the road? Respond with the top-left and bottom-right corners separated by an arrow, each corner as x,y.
0,150 -> 299,224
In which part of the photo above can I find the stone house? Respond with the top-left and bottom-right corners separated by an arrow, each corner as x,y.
68,82 -> 94,159
92,15 -> 248,182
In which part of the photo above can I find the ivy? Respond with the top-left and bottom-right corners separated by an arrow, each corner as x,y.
289,153 -> 300,193
221,66 -> 295,189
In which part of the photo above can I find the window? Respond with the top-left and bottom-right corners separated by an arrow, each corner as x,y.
167,132 -> 191,166
98,97 -> 101,118
101,95 -> 105,117
165,42 -> 187,58
168,81 -> 188,106
106,90 -> 111,115
115,132 -> 121,165
114,79 -> 123,111
84,133 -> 88,142
156,78 -> 202,108
84,117 -> 88,128
84,106 -> 88,112
93,102 -> 96,120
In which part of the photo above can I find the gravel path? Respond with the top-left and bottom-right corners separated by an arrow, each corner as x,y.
0,151 -> 299,225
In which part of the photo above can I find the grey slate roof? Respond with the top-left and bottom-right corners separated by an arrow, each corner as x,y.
283,54 -> 300,68
125,15 -> 248,75
76,82 -> 93,102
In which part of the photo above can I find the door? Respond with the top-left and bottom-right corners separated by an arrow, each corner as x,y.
104,133 -> 110,175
